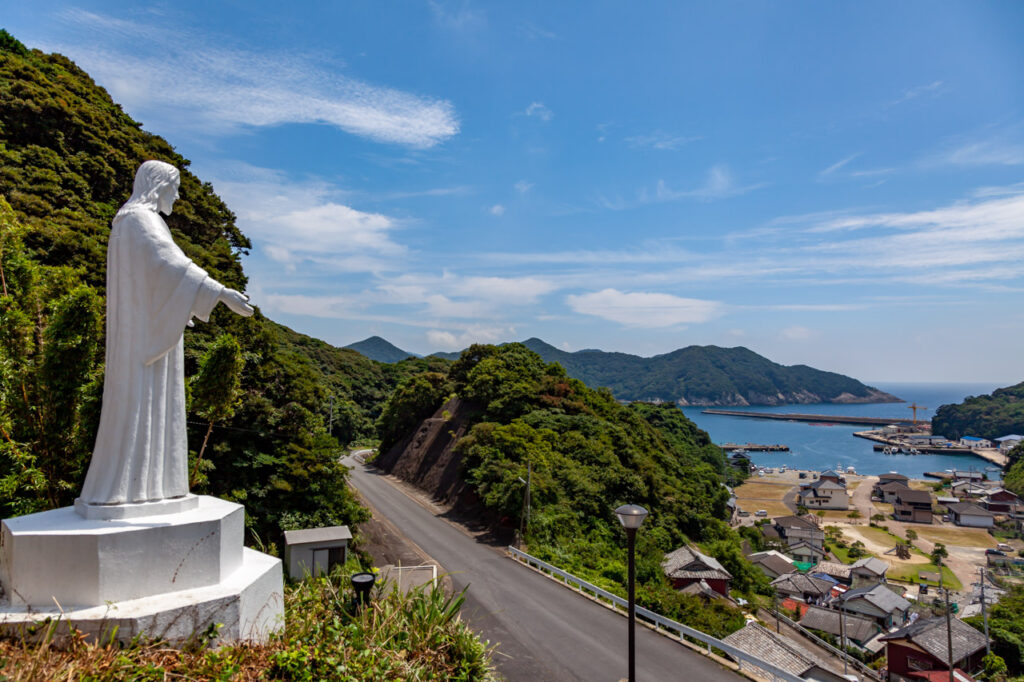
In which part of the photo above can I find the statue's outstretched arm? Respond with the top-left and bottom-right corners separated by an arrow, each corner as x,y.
218,288 -> 254,317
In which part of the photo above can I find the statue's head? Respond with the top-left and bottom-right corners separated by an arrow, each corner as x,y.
124,160 -> 180,215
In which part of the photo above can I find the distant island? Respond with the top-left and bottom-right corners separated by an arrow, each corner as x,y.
344,336 -> 899,406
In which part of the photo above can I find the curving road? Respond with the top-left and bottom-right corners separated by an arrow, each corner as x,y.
342,454 -> 742,681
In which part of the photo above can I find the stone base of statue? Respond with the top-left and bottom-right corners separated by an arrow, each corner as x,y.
0,496 -> 283,645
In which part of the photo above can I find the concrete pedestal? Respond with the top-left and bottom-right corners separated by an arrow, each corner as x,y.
0,496 -> 283,644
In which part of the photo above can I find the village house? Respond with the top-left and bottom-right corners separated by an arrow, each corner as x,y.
799,605 -> 883,651
747,550 -> 796,579
951,470 -> 984,483
878,481 -> 912,504
835,583 -> 910,629
979,487 -> 1021,514
798,477 -> 849,510
661,545 -> 732,596
878,472 -> 910,488
947,502 -> 995,528
951,481 -> 989,499
850,556 -> 889,586
812,561 -> 853,586
894,489 -> 934,524
770,515 -> 826,550
771,572 -> 834,603
908,435 -> 950,447
722,622 -> 851,682
958,436 -> 992,449
788,540 -> 827,566
880,616 -> 988,681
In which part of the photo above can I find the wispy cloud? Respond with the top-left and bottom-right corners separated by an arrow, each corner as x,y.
428,0 -> 487,32
818,153 -> 860,178
655,164 -> 766,202
524,102 -> 553,122
940,139 -> 1024,166
489,204 -> 506,216
625,131 -> 702,151
517,21 -> 556,40
887,80 -> 945,107
56,9 -> 459,147
566,289 -> 722,328
514,180 -> 534,194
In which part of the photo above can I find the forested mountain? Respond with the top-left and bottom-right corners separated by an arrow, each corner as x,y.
374,342 -> 765,636
932,381 -> 1024,441
343,335 -> 419,363
0,31 -> 438,544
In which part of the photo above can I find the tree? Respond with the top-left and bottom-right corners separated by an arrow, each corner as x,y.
930,542 -> 948,566
905,528 -> 917,544
189,334 -> 245,485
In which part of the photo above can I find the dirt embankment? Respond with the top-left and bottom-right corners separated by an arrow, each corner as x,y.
375,397 -> 489,505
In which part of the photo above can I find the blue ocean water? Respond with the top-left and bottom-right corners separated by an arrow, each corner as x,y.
680,382 -> 1007,479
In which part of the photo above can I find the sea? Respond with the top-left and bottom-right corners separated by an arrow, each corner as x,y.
680,382 -> 1007,480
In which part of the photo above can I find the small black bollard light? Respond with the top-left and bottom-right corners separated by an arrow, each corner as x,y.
351,571 -> 376,608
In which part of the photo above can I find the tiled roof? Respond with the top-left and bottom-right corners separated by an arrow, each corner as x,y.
283,525 -> 352,545
879,481 -> 911,492
949,502 -> 994,517
750,553 -> 795,577
722,622 -> 823,678
878,473 -> 909,482
896,489 -> 933,504
881,616 -> 989,664
773,514 -> 820,530
799,605 -> 880,642
771,572 -> 833,597
662,545 -> 732,581
814,561 -> 852,579
852,556 -> 889,575
841,583 -> 910,614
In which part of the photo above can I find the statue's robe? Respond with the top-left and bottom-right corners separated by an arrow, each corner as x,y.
79,207 -> 223,505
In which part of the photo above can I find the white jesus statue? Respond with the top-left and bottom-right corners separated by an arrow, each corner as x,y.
78,160 -> 253,508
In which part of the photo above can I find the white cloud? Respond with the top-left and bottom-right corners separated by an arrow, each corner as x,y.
625,131 -> 702,151
514,180 -> 534,194
524,102 -> 553,122
489,204 -> 506,216
941,140 -> 1024,167
429,0 -> 487,32
566,289 -> 722,328
207,164 -> 405,272
888,80 -> 945,107
57,10 -> 459,147
426,325 -> 508,350
781,326 -> 815,341
656,164 -> 766,202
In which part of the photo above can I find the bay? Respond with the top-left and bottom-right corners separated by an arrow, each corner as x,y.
680,382 -> 1007,479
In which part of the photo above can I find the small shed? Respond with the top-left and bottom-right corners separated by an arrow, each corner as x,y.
947,503 -> 995,529
283,525 -> 352,579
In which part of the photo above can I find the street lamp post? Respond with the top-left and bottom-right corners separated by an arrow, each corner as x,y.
615,503 -> 648,682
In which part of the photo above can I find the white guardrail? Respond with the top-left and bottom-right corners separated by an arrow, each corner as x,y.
507,546 -> 806,682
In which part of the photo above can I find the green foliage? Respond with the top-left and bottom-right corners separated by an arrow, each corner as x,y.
932,382 -> 1024,441
190,333 -> 245,425
515,337 -> 895,405
376,372 -> 451,453
930,542 -> 948,565
0,571 -> 495,680
1005,442 -> 1024,498
981,652 -> 1008,680
0,35 -> 437,543
406,343 -> 762,635
966,584 -> 1024,675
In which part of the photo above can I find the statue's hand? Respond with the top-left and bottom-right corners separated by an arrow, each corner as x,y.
220,288 -> 254,317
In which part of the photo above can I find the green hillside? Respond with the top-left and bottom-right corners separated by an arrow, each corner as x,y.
0,30 -> 436,543
519,337 -> 898,405
932,381 -> 1024,441
376,342 -> 764,636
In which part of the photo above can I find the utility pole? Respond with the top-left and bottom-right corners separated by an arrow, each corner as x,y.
840,605 -> 848,677
518,461 -> 532,546
940,564 -> 953,682
773,592 -> 780,633
328,394 -> 334,437
979,567 -> 991,654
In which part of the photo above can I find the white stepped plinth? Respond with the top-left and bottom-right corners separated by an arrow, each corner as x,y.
0,496 -> 283,644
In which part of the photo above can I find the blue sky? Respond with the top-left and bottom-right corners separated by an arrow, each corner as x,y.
7,2 -> 1024,382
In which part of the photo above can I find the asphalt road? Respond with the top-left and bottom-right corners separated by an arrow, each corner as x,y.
342,455 -> 742,681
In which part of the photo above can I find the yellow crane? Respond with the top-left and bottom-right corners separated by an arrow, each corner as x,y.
908,402 -> 928,427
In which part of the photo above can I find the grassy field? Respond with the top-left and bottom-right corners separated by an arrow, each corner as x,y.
887,562 -> 963,590
913,526 -> 997,549
734,480 -> 793,517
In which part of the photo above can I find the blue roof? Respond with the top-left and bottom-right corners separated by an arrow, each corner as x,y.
961,436 -> 984,441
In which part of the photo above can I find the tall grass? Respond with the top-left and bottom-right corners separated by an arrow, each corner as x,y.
0,571 -> 495,681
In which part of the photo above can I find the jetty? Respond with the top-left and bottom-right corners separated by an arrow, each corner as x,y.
719,443 -> 789,452
701,409 -> 903,427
